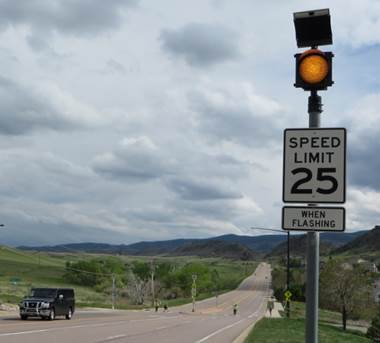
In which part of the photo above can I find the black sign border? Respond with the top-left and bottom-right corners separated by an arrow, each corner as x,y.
282,206 -> 345,232
282,127 -> 347,204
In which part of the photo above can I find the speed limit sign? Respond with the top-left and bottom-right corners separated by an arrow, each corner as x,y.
283,128 -> 346,203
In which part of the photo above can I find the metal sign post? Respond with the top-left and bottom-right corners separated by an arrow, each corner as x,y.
306,93 -> 321,343
290,8 -> 340,343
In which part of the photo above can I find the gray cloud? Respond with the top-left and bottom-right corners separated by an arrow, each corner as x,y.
349,134 -> 380,190
0,76 -> 103,135
165,177 -> 242,201
0,150 -> 95,203
339,94 -> 380,191
0,0 -> 138,50
160,22 -> 240,67
188,84 -> 283,147
92,136 -> 176,182
106,59 -> 127,75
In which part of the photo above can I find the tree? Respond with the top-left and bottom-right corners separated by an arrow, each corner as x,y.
367,306 -> 380,342
125,271 -> 149,305
320,259 -> 373,330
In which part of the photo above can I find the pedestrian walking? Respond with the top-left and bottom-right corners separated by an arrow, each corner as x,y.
154,300 -> 160,312
233,304 -> 238,315
267,298 -> 274,317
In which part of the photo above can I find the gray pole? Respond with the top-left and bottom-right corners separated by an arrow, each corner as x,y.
305,90 -> 321,343
151,261 -> 155,308
112,274 -> 116,310
192,274 -> 197,312
286,230 -> 290,318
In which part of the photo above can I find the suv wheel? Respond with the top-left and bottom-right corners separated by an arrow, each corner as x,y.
65,308 -> 72,320
48,308 -> 55,321
20,315 -> 28,320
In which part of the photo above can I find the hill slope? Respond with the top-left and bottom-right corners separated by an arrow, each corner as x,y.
334,225 -> 380,254
267,234 -> 335,258
267,230 -> 367,258
170,240 -> 257,260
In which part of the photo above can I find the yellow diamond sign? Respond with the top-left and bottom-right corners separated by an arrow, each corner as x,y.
284,290 -> 292,301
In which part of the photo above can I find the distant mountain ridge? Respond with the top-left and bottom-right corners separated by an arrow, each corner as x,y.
18,230 -> 367,257
333,226 -> 380,254
169,240 -> 257,260
267,231 -> 367,258
267,235 -> 334,258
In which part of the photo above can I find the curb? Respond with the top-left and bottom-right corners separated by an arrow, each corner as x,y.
232,319 -> 259,343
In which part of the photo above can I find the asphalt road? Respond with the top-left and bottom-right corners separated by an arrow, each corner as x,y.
0,262 -> 271,343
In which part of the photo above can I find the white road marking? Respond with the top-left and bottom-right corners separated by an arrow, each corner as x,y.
0,321 -> 126,337
104,334 -> 127,341
0,315 -> 184,337
194,319 -> 246,343
0,329 -> 51,337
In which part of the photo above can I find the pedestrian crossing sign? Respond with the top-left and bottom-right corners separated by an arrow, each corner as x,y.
284,290 -> 292,301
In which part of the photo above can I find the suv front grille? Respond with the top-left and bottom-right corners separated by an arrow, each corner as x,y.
26,302 -> 40,308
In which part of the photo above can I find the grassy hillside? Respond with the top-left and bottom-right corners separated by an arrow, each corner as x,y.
334,226 -> 380,255
0,246 -> 107,305
0,246 -> 257,308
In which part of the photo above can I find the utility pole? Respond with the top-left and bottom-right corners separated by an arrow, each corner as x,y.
112,274 -> 116,310
150,260 -> 156,308
192,274 -> 197,312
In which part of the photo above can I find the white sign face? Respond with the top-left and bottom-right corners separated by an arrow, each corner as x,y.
282,206 -> 345,232
283,128 -> 346,203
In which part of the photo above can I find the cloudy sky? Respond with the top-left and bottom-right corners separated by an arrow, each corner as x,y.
0,0 -> 378,246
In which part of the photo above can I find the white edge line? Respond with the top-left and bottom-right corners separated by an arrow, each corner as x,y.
194,319 -> 246,343
104,334 -> 127,340
0,315 -> 185,338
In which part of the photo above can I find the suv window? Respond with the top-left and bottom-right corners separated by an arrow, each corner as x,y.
61,289 -> 74,298
31,288 -> 57,298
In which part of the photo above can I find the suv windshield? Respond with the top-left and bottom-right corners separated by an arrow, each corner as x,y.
30,289 -> 57,298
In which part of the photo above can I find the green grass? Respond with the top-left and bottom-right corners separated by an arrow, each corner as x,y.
289,301 -> 341,325
0,246 -> 108,306
0,246 -> 258,309
245,318 -> 371,343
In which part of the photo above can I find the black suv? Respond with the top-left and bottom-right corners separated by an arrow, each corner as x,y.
19,288 -> 75,320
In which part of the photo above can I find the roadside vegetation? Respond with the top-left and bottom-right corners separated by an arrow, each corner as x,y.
267,251 -> 380,342
0,245 -> 257,309
271,256 -> 377,328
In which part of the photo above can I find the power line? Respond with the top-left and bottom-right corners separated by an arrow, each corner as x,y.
64,266 -> 123,277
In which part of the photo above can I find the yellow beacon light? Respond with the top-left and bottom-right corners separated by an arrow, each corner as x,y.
299,49 -> 329,84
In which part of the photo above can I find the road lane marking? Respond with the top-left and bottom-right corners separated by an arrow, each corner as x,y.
96,319 -> 193,342
0,315 -> 185,337
194,319 -> 246,343
0,329 -> 51,337
0,321 -> 128,337
103,334 -> 127,341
